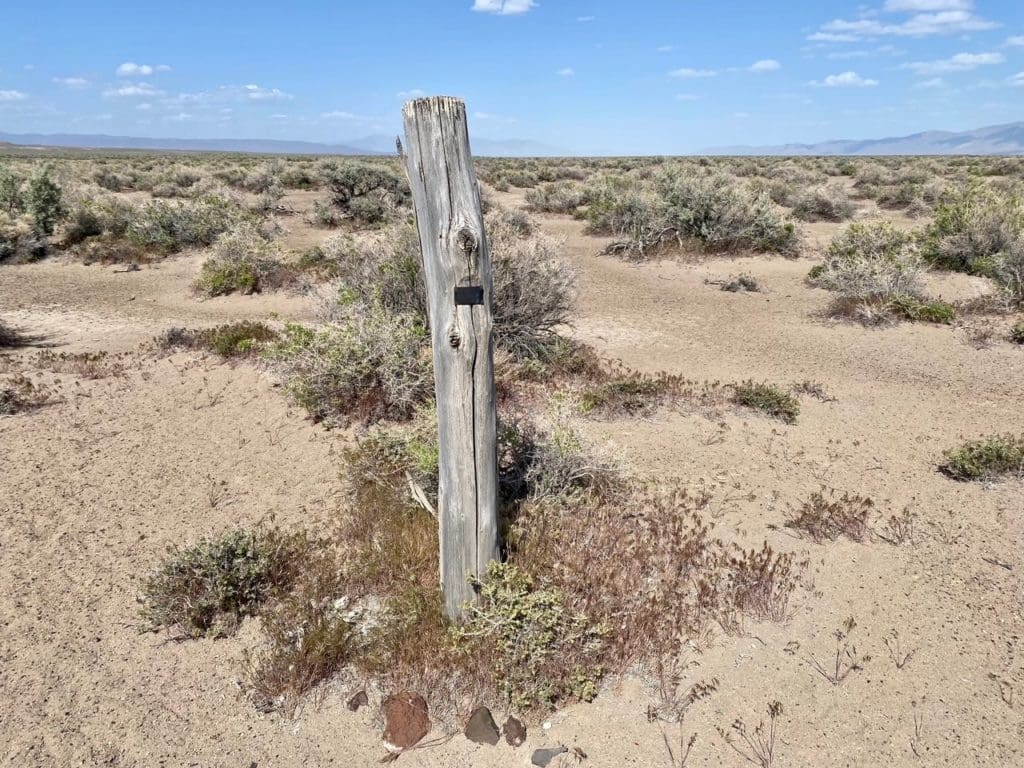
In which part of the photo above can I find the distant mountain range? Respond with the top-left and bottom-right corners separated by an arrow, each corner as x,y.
0,131 -> 562,157
706,121 -> 1024,156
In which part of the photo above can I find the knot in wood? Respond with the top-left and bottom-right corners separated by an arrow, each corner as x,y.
456,227 -> 478,257
448,328 -> 461,348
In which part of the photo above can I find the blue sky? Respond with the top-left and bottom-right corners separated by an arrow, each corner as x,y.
1,0 -> 1022,154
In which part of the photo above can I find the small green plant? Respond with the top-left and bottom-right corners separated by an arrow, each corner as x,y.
887,295 -> 956,324
157,322 -> 279,357
455,561 -> 607,711
786,490 -> 873,543
138,528 -> 311,638
941,434 -> 1024,481
194,223 -> 285,296
732,382 -> 799,424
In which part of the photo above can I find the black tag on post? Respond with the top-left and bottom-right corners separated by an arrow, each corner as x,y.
454,286 -> 484,306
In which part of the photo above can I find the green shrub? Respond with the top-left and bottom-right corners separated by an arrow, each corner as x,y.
922,186 -> 1022,275
139,528 -> 310,638
194,223 -> 284,296
526,181 -> 589,214
25,167 -> 65,236
127,194 -> 247,253
263,301 -> 432,427
941,435 -> 1024,481
454,561 -> 607,711
888,295 -> 956,324
0,166 -> 25,214
324,161 -> 408,224
0,212 -> 45,263
732,382 -> 800,423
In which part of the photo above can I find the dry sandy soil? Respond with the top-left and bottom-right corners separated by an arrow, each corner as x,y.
1,188 -> 1022,767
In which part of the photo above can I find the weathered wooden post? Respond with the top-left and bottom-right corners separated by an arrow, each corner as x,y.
401,97 -> 499,621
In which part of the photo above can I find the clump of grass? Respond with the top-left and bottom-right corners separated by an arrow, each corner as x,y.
719,273 -> 762,293
732,382 -> 799,424
786,490 -> 873,543
455,562 -> 607,711
578,369 -> 717,418
941,434 -> 1024,481
138,528 -> 315,639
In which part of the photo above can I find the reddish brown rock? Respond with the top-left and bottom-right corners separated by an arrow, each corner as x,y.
382,692 -> 431,751
504,715 -> 527,747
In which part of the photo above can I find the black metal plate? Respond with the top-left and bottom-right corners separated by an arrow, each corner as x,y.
454,286 -> 484,306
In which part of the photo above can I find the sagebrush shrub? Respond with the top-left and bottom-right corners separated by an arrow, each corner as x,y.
25,167 -> 65,236
139,528 -> 311,638
814,222 -> 925,301
791,185 -> 856,222
263,301 -> 432,427
194,223 -> 284,296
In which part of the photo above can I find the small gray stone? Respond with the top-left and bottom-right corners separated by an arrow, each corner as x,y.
503,716 -> 527,747
464,706 -> 500,745
346,690 -> 368,712
531,746 -> 568,767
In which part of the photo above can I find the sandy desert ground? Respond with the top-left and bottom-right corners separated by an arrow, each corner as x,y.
2,181 -> 1023,768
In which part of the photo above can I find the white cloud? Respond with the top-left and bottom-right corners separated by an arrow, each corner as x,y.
883,0 -> 970,10
104,82 -> 163,97
471,0 -> 536,15
242,84 -> 291,100
136,102 -> 152,110
669,67 -> 717,79
1007,36 -> 1024,46
0,90 -> 28,101
750,59 -> 781,72
1010,72 -> 1024,87
917,77 -> 947,88
397,89 -> 427,100
657,45 -> 674,52
53,77 -> 90,88
810,1 -> 997,41
166,112 -> 193,122
905,51 -> 1004,74
577,15 -> 595,22
116,62 -> 169,76
557,67 -> 574,76
810,71 -> 879,87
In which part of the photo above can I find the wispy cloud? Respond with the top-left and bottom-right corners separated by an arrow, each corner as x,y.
1010,72 -> 1024,87
749,59 -> 781,72
104,82 -> 164,98
397,89 -> 427,100
916,77 -> 947,88
116,62 -> 171,77
809,1 -> 997,41
557,67 -> 575,77
809,71 -> 879,87
904,51 -> 1004,74
471,0 -> 536,15
53,77 -> 90,89
577,15 -> 595,22
0,90 -> 28,101
669,67 -> 717,79
657,45 -> 674,53
1007,36 -> 1024,47
242,84 -> 291,101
